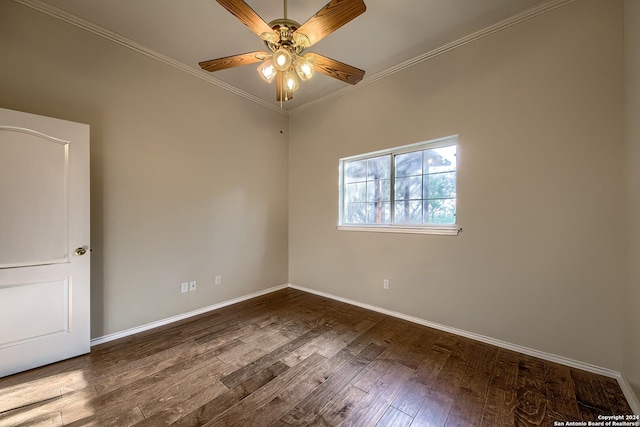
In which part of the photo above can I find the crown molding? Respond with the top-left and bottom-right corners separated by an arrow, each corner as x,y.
11,0 -> 283,114
13,0 -> 575,115
289,0 -> 576,114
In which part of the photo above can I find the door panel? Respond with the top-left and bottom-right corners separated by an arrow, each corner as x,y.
0,278 -> 69,346
0,128 -> 69,268
0,108 -> 90,378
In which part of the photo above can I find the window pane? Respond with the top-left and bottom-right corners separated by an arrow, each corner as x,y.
395,200 -> 422,224
424,146 -> 456,173
345,182 -> 366,203
344,202 -> 367,224
395,176 -> 422,200
395,151 -> 423,177
340,137 -> 457,229
366,202 -> 390,224
344,159 -> 367,183
424,199 -> 456,224
367,179 -> 390,202
367,156 -> 391,180
424,172 -> 456,200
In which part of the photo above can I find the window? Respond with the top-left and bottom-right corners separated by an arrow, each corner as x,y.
338,135 -> 460,235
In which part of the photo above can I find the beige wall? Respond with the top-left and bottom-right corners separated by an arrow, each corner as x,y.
1,0 -> 636,401
0,2 -> 289,337
624,0 -> 640,399
289,0 -> 626,370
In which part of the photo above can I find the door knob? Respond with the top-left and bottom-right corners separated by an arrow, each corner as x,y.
75,247 -> 88,256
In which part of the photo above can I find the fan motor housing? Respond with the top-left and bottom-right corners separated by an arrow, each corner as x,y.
265,18 -> 305,53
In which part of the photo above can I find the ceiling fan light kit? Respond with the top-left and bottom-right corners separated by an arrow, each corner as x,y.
294,53 -> 315,81
257,59 -> 277,83
273,47 -> 293,72
200,0 -> 367,102
283,69 -> 300,92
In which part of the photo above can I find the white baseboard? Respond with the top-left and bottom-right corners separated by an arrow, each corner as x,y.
89,281 -> 639,414
90,284 -> 288,346
618,375 -> 640,416
287,284 -> 640,415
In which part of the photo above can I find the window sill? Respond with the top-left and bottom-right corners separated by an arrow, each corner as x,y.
337,225 -> 462,236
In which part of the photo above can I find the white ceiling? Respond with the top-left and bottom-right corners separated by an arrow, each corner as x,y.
38,0 -> 554,110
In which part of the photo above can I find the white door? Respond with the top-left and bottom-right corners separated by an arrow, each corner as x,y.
0,108 -> 90,378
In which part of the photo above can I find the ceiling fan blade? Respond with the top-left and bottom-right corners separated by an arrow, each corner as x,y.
199,51 -> 269,72
276,73 -> 293,102
216,0 -> 275,37
293,0 -> 366,47
308,53 -> 365,85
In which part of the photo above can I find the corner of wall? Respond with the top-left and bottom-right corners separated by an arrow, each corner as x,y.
623,0 -> 640,410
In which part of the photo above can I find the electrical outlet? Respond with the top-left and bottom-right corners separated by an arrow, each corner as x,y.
383,279 -> 390,290
181,282 -> 189,293
215,275 -> 222,285
189,281 -> 197,291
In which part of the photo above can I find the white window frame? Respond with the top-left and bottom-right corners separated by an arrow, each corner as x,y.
338,135 -> 461,236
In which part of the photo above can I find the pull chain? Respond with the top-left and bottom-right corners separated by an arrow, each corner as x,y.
280,81 -> 284,134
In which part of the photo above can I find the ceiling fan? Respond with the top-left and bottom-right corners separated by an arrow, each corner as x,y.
199,0 -> 366,102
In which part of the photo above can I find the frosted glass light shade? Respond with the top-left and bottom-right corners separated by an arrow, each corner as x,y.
283,70 -> 299,92
257,60 -> 277,83
294,54 -> 315,81
273,48 -> 293,72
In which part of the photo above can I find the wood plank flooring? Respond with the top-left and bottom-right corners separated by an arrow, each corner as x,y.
0,288 -> 633,426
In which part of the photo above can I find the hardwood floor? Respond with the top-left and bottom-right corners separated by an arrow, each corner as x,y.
0,288 -> 633,426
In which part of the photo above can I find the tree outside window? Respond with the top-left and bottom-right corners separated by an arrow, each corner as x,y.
341,137 -> 457,229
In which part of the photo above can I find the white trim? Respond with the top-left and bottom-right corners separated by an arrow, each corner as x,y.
11,0 -> 282,114
89,284 -> 288,346
618,375 -> 640,416
338,135 -> 459,232
288,284 -> 618,377
288,283 -> 640,413
337,225 -> 461,236
289,0 -> 576,114
88,281 -> 638,413
12,0 -> 574,114
340,135 -> 459,162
